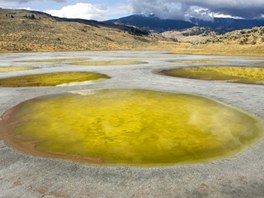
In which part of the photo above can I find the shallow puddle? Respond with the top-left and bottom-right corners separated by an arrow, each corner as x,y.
0,89 -> 262,166
19,58 -> 88,63
159,66 -> 264,85
0,66 -> 36,73
168,60 -> 221,64
0,72 -> 109,87
255,62 -> 264,67
72,60 -> 147,66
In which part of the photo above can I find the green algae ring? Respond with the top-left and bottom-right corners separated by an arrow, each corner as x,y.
0,89 -> 262,166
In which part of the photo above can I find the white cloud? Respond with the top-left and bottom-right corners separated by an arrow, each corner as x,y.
211,13 -> 243,19
46,2 -> 133,21
186,7 -> 214,21
186,7 -> 243,20
47,3 -> 106,20
18,7 -> 32,10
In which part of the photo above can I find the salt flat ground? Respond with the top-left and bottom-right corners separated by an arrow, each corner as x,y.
0,51 -> 263,197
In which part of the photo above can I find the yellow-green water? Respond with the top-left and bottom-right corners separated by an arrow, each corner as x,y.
3,90 -> 262,165
160,66 -> 264,85
0,66 -> 36,73
0,72 -> 109,87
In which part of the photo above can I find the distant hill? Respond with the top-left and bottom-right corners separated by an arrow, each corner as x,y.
107,15 -> 264,33
199,26 -> 264,45
106,15 -> 195,32
161,27 -> 216,43
162,26 -> 264,46
191,18 -> 264,33
169,26 -> 264,56
0,9 -> 164,52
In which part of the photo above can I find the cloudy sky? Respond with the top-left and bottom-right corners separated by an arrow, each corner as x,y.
0,0 -> 264,21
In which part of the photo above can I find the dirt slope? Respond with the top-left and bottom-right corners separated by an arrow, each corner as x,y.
0,9 -> 164,52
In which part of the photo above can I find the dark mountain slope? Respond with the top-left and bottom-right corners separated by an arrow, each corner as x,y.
106,15 -> 195,32
191,18 -> 264,33
108,15 -> 264,33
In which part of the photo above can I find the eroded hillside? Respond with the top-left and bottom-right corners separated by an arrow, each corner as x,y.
0,9 -> 165,52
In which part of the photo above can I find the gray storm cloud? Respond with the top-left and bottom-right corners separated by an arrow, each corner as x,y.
131,0 -> 264,19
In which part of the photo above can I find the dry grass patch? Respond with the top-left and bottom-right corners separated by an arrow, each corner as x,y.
171,43 -> 264,56
0,72 -> 110,87
0,9 -> 167,52
160,66 -> 264,85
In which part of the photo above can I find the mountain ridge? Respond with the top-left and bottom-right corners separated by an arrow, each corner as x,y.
107,14 -> 264,33
106,15 -> 195,32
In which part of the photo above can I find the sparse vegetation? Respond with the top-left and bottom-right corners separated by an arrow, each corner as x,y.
162,27 -> 216,43
168,26 -> 264,56
199,27 -> 264,45
24,14 -> 36,20
0,9 -> 166,52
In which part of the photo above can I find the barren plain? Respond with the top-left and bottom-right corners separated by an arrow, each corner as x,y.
0,51 -> 263,197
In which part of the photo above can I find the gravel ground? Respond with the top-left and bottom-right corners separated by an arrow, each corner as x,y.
0,51 -> 263,198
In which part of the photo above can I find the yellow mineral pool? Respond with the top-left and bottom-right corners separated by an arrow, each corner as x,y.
0,72 -> 109,87
160,66 -> 264,85
0,89 -> 262,166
